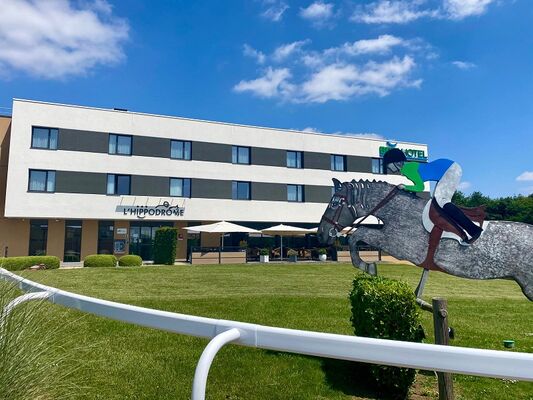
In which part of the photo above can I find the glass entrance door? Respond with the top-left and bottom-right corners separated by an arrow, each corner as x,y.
129,221 -> 173,261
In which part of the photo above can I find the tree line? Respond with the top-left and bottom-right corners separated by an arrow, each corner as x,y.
452,191 -> 533,225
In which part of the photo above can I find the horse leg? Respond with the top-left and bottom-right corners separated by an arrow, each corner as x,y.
348,229 -> 382,276
415,268 -> 430,299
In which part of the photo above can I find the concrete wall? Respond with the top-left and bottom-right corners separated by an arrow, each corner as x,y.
80,220 -> 98,259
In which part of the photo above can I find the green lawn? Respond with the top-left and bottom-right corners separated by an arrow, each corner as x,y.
15,263 -> 533,399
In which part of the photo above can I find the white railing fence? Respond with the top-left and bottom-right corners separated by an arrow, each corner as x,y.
1,267 -> 532,400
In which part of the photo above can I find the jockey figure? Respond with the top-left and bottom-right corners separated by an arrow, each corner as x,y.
382,148 -> 483,244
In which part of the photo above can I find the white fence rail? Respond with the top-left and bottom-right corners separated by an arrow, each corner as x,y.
1,267 -> 532,400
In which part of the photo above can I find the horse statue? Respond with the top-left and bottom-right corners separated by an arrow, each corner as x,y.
318,178 -> 533,301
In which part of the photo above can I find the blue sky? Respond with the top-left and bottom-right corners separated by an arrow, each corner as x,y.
0,0 -> 532,197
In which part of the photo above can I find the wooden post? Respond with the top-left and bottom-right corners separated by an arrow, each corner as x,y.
432,298 -> 454,400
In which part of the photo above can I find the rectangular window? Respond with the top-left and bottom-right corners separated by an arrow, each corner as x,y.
171,140 -> 192,160
372,158 -> 383,174
287,151 -> 303,168
170,178 -> 191,197
108,134 -> 132,155
31,127 -> 58,150
64,220 -> 82,262
287,185 -> 304,202
28,170 -> 55,192
232,146 -> 250,164
107,174 -> 131,195
331,154 -> 346,171
232,181 -> 250,200
29,219 -> 48,256
98,221 -> 114,255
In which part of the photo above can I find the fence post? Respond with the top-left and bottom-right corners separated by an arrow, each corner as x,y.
432,297 -> 454,400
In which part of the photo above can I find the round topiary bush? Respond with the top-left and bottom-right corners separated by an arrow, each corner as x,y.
0,256 -> 60,271
83,254 -> 117,268
118,254 -> 142,267
349,274 -> 424,399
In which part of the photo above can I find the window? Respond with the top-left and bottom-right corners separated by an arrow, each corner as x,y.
28,170 -> 55,192
31,127 -> 58,150
232,146 -> 250,164
287,151 -> 303,168
170,178 -> 191,197
64,220 -> 82,262
372,158 -> 383,174
98,221 -> 114,255
107,174 -> 131,195
171,140 -> 192,160
109,134 -> 132,155
287,185 -> 304,202
331,154 -> 346,171
29,219 -> 48,256
232,181 -> 250,200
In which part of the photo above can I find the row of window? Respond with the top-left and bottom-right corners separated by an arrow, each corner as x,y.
27,170 -> 306,202
31,127 -> 384,173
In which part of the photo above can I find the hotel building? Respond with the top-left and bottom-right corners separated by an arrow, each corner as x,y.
0,99 -> 428,262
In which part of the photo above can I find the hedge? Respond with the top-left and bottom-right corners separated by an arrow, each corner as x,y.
349,275 -> 424,399
83,254 -> 117,268
153,227 -> 178,265
0,256 -> 60,271
118,255 -> 142,267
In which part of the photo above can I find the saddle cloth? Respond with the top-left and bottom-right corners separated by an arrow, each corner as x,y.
421,199 -> 487,271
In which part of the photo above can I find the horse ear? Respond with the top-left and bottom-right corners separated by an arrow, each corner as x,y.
332,178 -> 342,192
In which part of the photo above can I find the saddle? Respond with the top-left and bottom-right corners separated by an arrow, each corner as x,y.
421,199 -> 486,271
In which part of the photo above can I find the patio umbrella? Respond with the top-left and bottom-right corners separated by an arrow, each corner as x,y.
261,224 -> 312,260
185,221 -> 260,247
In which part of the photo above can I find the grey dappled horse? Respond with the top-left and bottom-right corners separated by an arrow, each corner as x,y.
318,179 -> 533,301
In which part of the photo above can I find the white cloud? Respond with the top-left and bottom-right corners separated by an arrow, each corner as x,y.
516,171 -> 533,181
299,2 -> 335,27
301,56 -> 420,103
243,44 -> 266,64
273,40 -> 310,62
352,0 -> 497,24
302,127 -> 384,139
261,1 -> 289,22
452,60 -> 476,70
233,67 -> 294,98
0,0 -> 128,79
331,35 -> 406,57
458,181 -> 472,190
351,1 -> 437,24
444,0 -> 494,19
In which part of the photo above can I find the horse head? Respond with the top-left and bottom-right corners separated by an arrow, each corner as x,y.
318,178 -> 394,245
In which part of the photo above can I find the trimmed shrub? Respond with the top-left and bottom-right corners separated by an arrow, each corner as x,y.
0,256 -> 60,271
118,254 -> 142,267
153,227 -> 178,265
259,248 -> 269,256
83,254 -> 117,268
349,275 -> 424,399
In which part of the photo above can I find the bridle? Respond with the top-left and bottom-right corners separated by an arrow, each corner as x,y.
322,184 -> 400,238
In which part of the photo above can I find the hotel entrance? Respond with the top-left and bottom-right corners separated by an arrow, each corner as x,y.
129,221 -> 173,261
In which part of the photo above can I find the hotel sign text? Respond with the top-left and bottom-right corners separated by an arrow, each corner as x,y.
116,201 -> 185,219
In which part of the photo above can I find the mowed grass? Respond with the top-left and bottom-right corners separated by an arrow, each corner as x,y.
17,263 -> 533,400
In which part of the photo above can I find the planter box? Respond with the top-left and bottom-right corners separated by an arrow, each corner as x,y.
260,255 -> 269,263
288,255 -> 297,263
318,254 -> 327,262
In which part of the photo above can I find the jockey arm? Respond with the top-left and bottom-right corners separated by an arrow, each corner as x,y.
400,162 -> 424,192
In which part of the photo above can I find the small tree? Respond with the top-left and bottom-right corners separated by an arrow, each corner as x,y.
153,227 -> 178,265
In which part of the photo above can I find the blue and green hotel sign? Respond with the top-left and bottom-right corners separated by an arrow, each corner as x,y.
379,141 -> 428,162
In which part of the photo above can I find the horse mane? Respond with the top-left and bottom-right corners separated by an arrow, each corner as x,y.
349,178 -> 420,208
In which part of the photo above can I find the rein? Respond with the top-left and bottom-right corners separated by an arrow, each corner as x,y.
327,185 -> 399,237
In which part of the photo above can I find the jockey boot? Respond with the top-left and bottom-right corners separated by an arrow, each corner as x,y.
443,203 -> 483,244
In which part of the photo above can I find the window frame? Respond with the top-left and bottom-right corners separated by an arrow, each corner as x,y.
331,154 -> 346,172
170,140 -> 192,160
169,177 -> 192,198
108,133 -> 133,156
28,169 -> 56,193
287,184 -> 304,202
106,174 -> 131,195
286,151 -> 303,169
372,158 -> 384,174
232,146 -> 251,165
232,181 -> 251,200
31,126 -> 58,150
